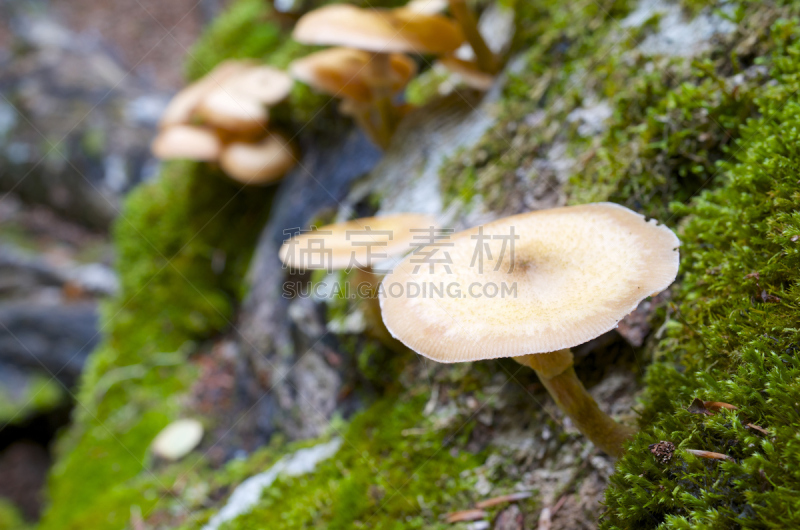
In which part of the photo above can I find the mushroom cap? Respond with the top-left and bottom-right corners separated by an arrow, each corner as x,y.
219,133 -> 297,184
438,56 -> 495,91
158,60 -> 253,128
194,87 -> 268,133
151,125 -> 221,161
222,65 -> 294,106
150,419 -> 203,461
380,203 -> 681,363
290,47 -> 417,103
405,0 -> 449,14
292,5 -> 464,54
279,213 -> 438,271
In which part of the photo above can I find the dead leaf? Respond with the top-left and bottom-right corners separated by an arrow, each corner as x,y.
445,509 -> 488,523
746,423 -> 770,435
475,491 -> 533,509
685,449 -> 734,461
703,401 -> 738,412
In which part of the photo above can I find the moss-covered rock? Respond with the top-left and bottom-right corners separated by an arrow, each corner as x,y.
39,0 -> 800,528
602,17 -> 800,528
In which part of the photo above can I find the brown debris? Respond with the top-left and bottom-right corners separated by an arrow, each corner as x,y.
685,449 -> 734,461
688,398 -> 738,415
704,401 -> 739,413
476,491 -> 533,509
746,423 -> 770,435
446,509 -> 488,523
649,441 -> 675,464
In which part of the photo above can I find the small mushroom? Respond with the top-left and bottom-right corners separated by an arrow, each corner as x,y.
379,203 -> 680,457
279,214 -> 437,346
219,133 -> 297,185
151,124 -> 221,161
192,65 -> 292,135
158,60 -> 252,129
290,47 -> 417,144
194,88 -> 269,135
150,419 -> 203,461
292,4 -> 464,146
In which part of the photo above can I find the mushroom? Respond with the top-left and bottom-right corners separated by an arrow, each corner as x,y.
279,214 -> 437,345
194,65 -> 293,135
158,60 -> 252,129
151,124 -> 221,161
219,133 -> 297,185
379,203 -> 680,457
289,47 -> 417,144
292,4 -> 464,146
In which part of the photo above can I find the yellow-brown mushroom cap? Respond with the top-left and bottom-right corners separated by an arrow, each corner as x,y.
279,214 -> 438,271
379,203 -> 680,362
194,87 -> 268,133
226,65 -> 293,106
158,60 -> 253,129
290,48 -> 417,103
151,125 -> 221,161
219,133 -> 297,185
292,5 -> 464,55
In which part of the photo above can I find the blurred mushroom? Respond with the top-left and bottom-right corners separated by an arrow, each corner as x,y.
279,214 -> 437,346
195,88 -> 270,135
150,419 -> 203,461
292,4 -> 464,146
379,203 -> 680,457
158,60 -> 252,129
219,133 -> 297,185
290,47 -> 417,144
151,124 -> 221,161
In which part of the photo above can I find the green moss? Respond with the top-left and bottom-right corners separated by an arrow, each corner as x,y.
602,17 -> 800,529
39,162 -> 272,530
218,394 -> 486,529
184,0 -> 283,81
0,498 -> 29,530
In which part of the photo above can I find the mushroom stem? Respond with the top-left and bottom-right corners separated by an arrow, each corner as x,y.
341,100 -> 384,147
514,350 -> 635,458
447,0 -> 497,74
368,52 -> 399,148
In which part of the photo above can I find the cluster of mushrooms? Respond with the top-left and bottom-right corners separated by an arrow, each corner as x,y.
280,204 -> 680,458
153,60 -> 298,184
151,1 -> 682,459
151,0 -> 503,181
